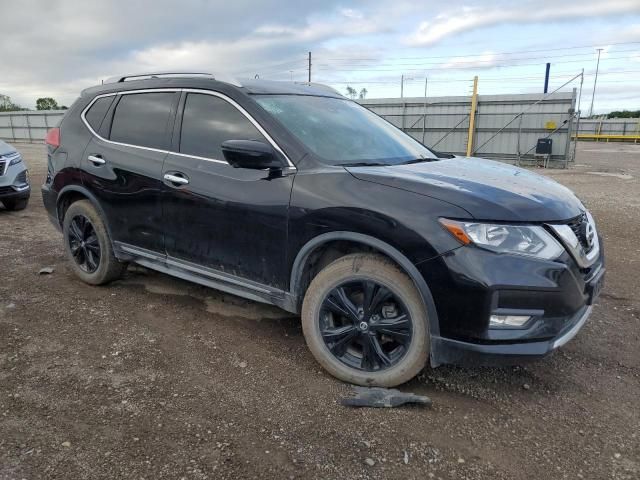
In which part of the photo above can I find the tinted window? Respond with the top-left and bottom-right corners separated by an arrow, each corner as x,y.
110,93 -> 174,150
85,96 -> 115,132
180,93 -> 266,160
255,95 -> 436,165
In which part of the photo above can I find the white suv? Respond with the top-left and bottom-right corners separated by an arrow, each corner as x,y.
0,140 -> 30,211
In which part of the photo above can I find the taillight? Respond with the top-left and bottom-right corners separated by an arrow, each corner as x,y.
45,127 -> 60,148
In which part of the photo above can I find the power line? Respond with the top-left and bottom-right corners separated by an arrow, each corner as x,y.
316,48 -> 640,68
325,70 -> 640,86
233,58 -> 308,76
315,54 -> 636,72
317,41 -> 640,61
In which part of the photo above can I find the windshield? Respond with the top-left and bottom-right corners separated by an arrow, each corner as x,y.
254,95 -> 437,166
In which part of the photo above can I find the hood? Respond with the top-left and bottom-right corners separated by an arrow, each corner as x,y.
346,156 -> 583,222
0,140 -> 16,156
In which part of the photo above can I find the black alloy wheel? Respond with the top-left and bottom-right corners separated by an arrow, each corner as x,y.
67,214 -> 101,273
319,280 -> 413,372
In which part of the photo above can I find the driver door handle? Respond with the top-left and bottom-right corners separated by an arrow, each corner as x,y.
164,173 -> 189,185
88,154 -> 105,166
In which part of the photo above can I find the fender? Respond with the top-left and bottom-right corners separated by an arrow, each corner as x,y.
56,184 -> 115,242
289,231 -> 441,343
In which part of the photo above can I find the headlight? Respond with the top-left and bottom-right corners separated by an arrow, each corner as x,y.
440,218 -> 564,260
8,154 -> 22,166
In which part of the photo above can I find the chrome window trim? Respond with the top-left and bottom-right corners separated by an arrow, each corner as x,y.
81,88 -> 177,155
80,88 -> 295,169
181,89 -> 294,167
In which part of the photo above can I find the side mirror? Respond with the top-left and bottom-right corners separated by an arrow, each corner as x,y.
221,140 -> 282,169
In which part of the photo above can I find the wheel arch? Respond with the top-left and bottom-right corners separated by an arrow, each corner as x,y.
56,185 -> 114,241
289,231 -> 441,339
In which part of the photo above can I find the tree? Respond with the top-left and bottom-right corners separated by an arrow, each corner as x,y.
345,86 -> 357,99
606,110 -> 640,119
358,88 -> 368,99
0,94 -> 25,112
36,97 -> 60,110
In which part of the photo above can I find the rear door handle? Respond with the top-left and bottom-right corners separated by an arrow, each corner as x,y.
88,154 -> 105,166
164,173 -> 189,185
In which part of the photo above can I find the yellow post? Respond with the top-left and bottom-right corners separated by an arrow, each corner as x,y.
466,76 -> 479,157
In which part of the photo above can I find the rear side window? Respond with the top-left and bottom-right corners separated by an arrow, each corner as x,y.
179,93 -> 266,160
110,93 -> 175,150
85,96 -> 115,132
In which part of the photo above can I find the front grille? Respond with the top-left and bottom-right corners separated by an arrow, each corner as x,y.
0,160 -> 6,176
567,213 -> 593,253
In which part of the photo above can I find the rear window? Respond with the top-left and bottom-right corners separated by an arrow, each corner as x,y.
109,93 -> 175,150
85,96 -> 115,132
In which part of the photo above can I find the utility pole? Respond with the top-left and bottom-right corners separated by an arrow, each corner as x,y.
466,76 -> 479,157
308,51 -> 312,83
400,74 -> 404,98
422,77 -> 428,144
588,48 -> 603,117
543,63 -> 550,94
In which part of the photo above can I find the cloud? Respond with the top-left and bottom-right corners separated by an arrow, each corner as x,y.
406,0 -> 640,46
0,0 -> 638,111
0,0 -> 400,107
440,52 -> 503,69
0,0 -> 360,107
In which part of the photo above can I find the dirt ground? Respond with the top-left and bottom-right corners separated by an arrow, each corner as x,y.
1,142 -> 638,480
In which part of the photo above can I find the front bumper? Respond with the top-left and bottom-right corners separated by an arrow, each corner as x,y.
0,185 -> 30,200
0,161 -> 30,200
420,239 -> 605,367
431,304 -> 593,366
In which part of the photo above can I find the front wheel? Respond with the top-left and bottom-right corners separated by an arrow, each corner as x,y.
301,253 -> 429,387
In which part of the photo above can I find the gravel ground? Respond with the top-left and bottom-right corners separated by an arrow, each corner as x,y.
1,142 -> 639,480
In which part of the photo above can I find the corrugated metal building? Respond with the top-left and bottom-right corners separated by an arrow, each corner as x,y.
358,91 -> 576,165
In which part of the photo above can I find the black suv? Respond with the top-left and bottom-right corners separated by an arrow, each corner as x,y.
42,73 -> 605,386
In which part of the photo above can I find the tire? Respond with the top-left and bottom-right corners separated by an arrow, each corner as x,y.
62,200 -> 125,285
301,253 -> 429,387
2,197 -> 29,211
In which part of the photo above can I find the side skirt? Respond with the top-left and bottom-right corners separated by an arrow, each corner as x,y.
114,242 -> 299,313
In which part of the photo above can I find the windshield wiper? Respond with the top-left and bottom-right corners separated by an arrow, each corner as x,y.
399,157 -> 437,165
338,161 -> 390,167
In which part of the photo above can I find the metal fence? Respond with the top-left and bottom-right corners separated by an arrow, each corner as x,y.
575,118 -> 640,142
0,110 -> 66,142
358,91 -> 577,166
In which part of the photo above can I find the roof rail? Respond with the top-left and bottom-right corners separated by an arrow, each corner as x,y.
103,71 -> 243,87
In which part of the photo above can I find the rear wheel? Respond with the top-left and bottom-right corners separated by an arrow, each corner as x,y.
301,253 -> 429,387
2,198 -> 29,211
62,200 -> 124,285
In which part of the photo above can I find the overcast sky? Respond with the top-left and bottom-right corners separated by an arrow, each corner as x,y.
2,0 -> 640,113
